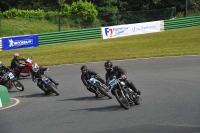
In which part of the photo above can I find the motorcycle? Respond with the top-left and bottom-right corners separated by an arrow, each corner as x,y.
35,70 -> 59,96
2,72 -> 24,91
19,57 -> 34,78
88,77 -> 112,99
109,77 -> 140,109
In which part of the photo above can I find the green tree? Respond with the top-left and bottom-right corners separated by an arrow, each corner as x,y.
63,0 -> 98,27
91,0 -> 119,26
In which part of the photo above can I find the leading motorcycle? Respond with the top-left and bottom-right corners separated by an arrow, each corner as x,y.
109,77 -> 140,109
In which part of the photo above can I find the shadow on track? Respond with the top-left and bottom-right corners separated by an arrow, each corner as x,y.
15,93 -> 55,98
69,105 -> 125,112
59,96 -> 111,102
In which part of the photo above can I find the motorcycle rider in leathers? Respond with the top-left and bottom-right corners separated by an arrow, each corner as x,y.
0,61 -> 12,85
80,65 -> 106,98
10,53 -> 27,79
31,63 -> 59,94
104,60 -> 141,96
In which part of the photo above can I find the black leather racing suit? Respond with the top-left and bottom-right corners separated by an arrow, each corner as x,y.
81,69 -> 106,95
105,66 -> 140,95
10,58 -> 26,78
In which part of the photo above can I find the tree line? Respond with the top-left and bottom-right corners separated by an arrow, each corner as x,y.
1,0 -> 200,13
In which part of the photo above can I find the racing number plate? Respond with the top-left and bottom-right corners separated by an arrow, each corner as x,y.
44,78 -> 50,84
109,79 -> 117,87
8,73 -> 15,79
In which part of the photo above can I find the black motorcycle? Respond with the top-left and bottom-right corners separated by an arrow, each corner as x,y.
2,72 -> 24,91
35,70 -> 59,96
88,77 -> 112,99
109,77 -> 140,109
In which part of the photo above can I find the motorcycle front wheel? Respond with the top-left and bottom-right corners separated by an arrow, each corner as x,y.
13,80 -> 24,91
98,86 -> 112,99
114,89 -> 130,109
49,84 -> 59,96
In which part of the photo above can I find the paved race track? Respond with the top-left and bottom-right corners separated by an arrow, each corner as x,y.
1,56 -> 200,133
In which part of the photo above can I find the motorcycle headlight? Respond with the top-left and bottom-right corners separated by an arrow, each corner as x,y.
120,81 -> 126,86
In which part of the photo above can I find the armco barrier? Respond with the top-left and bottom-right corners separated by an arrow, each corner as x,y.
0,38 -> 2,51
164,16 -> 200,30
0,86 -> 10,107
38,28 -> 102,46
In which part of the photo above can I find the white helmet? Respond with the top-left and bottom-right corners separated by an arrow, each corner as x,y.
0,61 -> 2,67
32,63 -> 39,72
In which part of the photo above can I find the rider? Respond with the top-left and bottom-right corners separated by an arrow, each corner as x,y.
80,65 -> 106,98
104,60 -> 141,95
10,53 -> 26,79
31,63 -> 59,93
0,61 -> 12,85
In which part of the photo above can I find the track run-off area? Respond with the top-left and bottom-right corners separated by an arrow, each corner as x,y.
1,56 -> 200,133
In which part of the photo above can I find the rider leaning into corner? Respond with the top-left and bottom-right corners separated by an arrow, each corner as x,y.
104,60 -> 141,96
10,53 -> 27,79
31,63 -> 59,92
0,61 -> 12,85
80,65 -> 106,98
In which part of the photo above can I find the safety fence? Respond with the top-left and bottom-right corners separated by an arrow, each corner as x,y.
164,16 -> 200,30
38,28 -> 102,46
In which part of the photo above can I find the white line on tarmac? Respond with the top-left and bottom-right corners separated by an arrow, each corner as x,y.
0,98 -> 20,111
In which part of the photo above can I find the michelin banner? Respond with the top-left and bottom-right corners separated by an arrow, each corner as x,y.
2,34 -> 38,50
101,21 -> 161,39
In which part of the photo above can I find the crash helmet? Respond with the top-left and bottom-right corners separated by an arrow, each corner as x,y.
32,63 -> 39,72
80,65 -> 87,75
14,53 -> 20,60
104,60 -> 113,72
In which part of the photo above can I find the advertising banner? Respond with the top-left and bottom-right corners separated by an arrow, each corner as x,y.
101,21 -> 161,39
2,34 -> 39,50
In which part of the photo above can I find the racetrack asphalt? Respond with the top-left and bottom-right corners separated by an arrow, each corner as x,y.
0,56 -> 200,133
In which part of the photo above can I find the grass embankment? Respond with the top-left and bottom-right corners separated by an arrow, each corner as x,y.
1,18 -> 80,37
0,26 -> 200,66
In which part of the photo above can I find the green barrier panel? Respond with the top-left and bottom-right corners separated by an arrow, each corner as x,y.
164,16 -> 200,30
0,85 -> 10,107
38,27 -> 102,46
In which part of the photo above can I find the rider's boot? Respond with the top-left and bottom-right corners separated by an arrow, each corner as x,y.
50,78 -> 59,85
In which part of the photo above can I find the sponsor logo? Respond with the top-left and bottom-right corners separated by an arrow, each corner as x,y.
105,28 -> 113,37
9,39 -> 33,47
105,27 -> 128,37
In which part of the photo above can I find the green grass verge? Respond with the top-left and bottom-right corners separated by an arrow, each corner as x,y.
0,26 -> 200,66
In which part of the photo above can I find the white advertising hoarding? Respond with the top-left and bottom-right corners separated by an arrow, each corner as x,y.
101,21 -> 161,39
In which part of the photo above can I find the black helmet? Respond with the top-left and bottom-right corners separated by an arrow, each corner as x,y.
104,60 -> 113,72
80,65 -> 87,74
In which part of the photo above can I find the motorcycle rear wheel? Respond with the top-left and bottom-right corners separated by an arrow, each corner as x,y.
114,89 -> 130,109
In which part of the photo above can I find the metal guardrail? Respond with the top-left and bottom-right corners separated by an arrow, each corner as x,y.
164,16 -> 200,30
38,28 -> 102,46
0,38 -> 2,51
